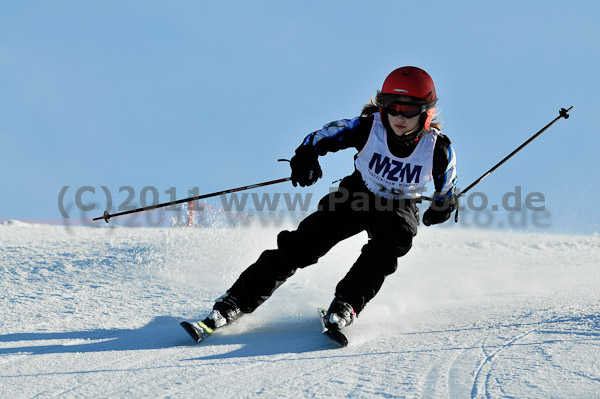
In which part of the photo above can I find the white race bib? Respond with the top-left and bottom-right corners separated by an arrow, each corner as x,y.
354,112 -> 438,199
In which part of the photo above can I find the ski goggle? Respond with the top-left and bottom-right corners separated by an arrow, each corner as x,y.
383,103 -> 430,118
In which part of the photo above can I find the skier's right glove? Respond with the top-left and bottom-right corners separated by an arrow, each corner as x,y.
290,146 -> 322,187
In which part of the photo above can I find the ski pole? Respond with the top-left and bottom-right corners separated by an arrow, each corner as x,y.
453,106 -> 573,222
92,177 -> 292,223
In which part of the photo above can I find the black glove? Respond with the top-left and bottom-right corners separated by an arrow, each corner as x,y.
422,193 -> 457,226
290,146 -> 322,187
422,208 -> 451,226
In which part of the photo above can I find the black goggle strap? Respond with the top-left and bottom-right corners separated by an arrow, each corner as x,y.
421,101 -> 437,112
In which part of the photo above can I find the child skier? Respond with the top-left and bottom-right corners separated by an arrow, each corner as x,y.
194,66 -> 457,337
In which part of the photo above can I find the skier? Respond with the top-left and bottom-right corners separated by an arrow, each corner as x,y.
195,66 -> 457,337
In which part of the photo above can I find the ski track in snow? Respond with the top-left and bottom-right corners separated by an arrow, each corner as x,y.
1,220 -> 599,398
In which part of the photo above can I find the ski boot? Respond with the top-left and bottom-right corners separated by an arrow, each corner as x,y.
325,296 -> 356,331
180,293 -> 243,343
207,293 -> 243,329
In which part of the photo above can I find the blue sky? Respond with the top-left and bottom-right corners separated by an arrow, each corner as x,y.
1,1 -> 598,233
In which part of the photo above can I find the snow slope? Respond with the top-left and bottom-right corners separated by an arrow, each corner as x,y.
1,221 -> 599,398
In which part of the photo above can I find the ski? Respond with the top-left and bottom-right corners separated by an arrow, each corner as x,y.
182,310 -> 348,347
318,308 -> 348,347
180,320 -> 214,343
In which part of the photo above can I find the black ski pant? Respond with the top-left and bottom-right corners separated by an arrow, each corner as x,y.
227,176 -> 418,315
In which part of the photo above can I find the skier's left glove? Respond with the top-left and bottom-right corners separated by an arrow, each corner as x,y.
422,193 -> 457,226
290,146 -> 322,187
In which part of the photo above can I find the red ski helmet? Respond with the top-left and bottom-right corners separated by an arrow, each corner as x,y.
381,66 -> 437,129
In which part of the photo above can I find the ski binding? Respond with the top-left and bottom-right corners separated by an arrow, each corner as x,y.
180,320 -> 214,343
318,307 -> 348,347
